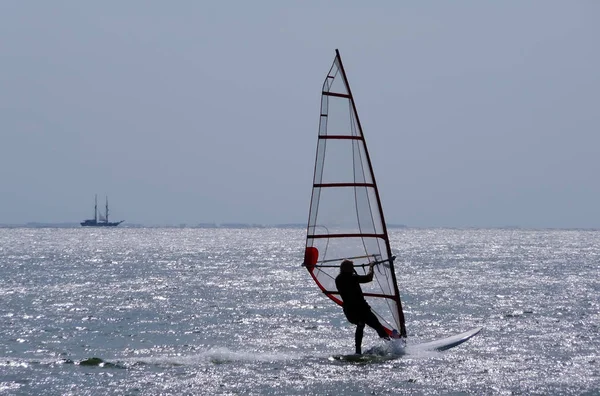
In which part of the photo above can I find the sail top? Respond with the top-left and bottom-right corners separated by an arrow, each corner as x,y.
304,50 -> 406,337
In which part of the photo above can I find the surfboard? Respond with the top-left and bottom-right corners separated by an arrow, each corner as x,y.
331,340 -> 406,362
330,328 -> 481,362
409,326 -> 483,352
330,353 -> 398,363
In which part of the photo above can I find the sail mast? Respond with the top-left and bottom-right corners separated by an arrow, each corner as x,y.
334,49 -> 407,337
94,194 -> 98,222
105,196 -> 109,223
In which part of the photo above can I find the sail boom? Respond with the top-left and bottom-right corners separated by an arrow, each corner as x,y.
324,291 -> 397,300
312,256 -> 394,268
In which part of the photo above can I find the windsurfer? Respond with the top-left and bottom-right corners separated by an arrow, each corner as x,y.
335,259 -> 390,354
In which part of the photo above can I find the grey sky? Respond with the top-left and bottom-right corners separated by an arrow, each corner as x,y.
1,1 -> 599,227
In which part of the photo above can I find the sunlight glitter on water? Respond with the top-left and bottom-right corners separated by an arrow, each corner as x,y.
0,228 -> 598,394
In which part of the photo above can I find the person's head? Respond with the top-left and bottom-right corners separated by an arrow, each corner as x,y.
340,259 -> 354,274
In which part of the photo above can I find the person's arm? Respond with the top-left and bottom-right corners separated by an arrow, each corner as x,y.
355,262 -> 375,283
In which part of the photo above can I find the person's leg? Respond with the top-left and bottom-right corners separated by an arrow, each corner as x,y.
355,322 -> 365,354
364,311 -> 390,340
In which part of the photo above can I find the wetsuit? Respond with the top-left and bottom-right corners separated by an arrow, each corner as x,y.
335,270 -> 389,354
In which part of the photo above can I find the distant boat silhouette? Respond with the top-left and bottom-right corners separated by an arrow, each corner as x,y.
81,195 -> 124,227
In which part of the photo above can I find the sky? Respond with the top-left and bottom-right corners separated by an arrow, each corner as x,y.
1,1 -> 599,228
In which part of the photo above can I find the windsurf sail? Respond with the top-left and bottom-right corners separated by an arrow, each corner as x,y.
303,49 -> 407,338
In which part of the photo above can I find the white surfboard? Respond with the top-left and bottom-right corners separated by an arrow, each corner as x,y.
409,326 -> 483,352
331,327 -> 482,361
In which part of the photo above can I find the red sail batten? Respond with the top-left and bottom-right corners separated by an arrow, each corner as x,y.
314,183 -> 375,188
318,135 -> 362,140
322,91 -> 351,98
308,233 -> 386,239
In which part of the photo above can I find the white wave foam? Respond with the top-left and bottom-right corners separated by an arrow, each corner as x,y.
130,347 -> 301,366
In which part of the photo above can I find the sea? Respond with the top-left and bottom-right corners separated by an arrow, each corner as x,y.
0,227 -> 598,395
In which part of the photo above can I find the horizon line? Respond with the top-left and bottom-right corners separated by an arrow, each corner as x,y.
0,222 -> 599,231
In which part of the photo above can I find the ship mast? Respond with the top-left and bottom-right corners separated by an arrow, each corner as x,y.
94,194 -> 98,222
105,196 -> 109,223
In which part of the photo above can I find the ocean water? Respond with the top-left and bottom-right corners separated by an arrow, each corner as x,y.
0,227 -> 598,395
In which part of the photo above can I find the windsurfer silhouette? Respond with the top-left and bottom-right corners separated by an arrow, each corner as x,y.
335,259 -> 391,354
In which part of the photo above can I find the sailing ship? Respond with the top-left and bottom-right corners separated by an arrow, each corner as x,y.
303,50 -> 481,351
80,194 -> 124,227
